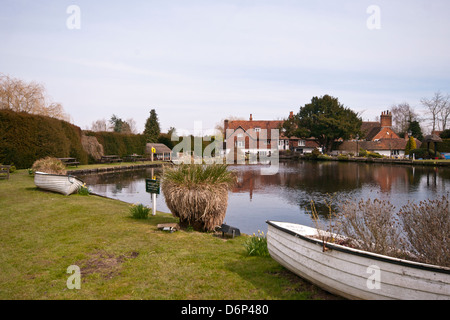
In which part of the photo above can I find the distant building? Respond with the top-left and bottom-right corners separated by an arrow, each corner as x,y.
338,110 -> 421,158
362,110 -> 401,141
223,112 -> 321,158
145,143 -> 172,161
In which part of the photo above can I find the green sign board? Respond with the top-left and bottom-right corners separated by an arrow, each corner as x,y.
145,179 -> 160,194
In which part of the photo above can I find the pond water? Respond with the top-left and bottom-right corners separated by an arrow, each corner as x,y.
77,161 -> 450,235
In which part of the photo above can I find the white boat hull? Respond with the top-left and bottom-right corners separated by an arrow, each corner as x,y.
266,221 -> 450,300
34,172 -> 84,196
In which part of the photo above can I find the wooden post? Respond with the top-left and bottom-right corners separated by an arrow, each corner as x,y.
152,193 -> 156,216
151,167 -> 156,215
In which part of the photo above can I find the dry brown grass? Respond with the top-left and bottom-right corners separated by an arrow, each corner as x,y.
335,198 -> 404,258
399,196 -> 450,267
161,164 -> 236,232
335,195 -> 450,267
31,156 -> 67,174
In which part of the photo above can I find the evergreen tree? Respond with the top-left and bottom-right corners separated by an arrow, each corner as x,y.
144,109 -> 161,142
287,95 -> 362,152
407,120 -> 424,141
405,136 -> 417,156
110,114 -> 125,132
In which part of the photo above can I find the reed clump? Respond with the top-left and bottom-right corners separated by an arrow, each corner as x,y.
333,195 -> 450,267
31,157 -> 67,175
161,164 -> 236,232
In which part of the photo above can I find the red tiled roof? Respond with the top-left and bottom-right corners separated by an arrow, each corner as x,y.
225,119 -> 284,141
361,121 -> 381,140
361,139 -> 408,150
226,120 -> 283,131
338,138 -> 421,152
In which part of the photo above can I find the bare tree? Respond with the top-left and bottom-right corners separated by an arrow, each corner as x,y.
125,118 -> 138,134
215,115 -> 246,136
390,103 -> 418,134
0,73 -> 70,121
421,91 -> 449,132
438,94 -> 450,131
90,119 -> 109,132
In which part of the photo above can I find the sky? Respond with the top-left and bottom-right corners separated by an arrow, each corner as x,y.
1,0 -> 449,134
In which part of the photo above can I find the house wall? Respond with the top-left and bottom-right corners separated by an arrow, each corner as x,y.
373,150 -> 406,158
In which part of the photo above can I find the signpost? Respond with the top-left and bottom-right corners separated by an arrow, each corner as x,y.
151,147 -> 156,162
145,178 -> 160,216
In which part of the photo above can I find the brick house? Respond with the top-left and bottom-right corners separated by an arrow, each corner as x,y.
338,110 -> 421,158
223,113 -> 320,157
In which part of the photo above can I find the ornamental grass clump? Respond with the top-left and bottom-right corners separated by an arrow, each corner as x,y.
161,164 -> 236,232
31,157 -> 67,175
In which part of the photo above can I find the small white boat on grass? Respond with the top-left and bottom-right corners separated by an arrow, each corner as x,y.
34,171 -> 84,196
266,221 -> 450,300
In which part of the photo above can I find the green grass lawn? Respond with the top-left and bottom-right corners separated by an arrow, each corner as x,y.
0,170 -> 337,300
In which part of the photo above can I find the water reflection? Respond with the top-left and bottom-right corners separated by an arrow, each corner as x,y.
77,161 -> 450,235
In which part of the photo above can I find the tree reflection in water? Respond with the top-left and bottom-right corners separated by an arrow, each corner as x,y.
78,161 -> 450,235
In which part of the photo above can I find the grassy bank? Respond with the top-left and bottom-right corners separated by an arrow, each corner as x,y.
65,160 -> 166,172
0,170 -> 337,300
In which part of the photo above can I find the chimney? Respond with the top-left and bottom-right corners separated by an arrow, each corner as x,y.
224,119 -> 229,134
250,114 -> 253,121
289,111 -> 294,119
380,110 -> 392,128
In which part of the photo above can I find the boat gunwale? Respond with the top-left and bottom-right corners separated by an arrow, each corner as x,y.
34,171 -> 85,184
266,220 -> 450,275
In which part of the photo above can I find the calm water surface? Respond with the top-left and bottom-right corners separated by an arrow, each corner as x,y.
78,161 -> 450,235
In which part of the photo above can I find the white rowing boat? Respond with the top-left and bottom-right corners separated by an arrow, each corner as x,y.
266,221 -> 450,300
34,171 -> 84,196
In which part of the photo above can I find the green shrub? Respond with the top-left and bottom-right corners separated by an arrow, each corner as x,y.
243,230 -> 270,257
410,148 -> 441,159
359,148 -> 368,157
337,154 -> 349,161
129,203 -> 151,219
367,151 -> 383,158
317,154 -> 331,160
440,130 -> 450,139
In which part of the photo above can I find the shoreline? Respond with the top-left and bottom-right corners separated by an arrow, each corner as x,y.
67,161 -> 167,175
65,156 -> 450,178
281,155 -> 450,167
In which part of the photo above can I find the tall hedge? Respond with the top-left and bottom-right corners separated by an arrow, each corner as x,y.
0,110 -> 88,169
83,131 -> 147,157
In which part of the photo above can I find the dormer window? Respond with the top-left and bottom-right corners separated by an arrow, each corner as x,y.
298,140 -> 305,147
